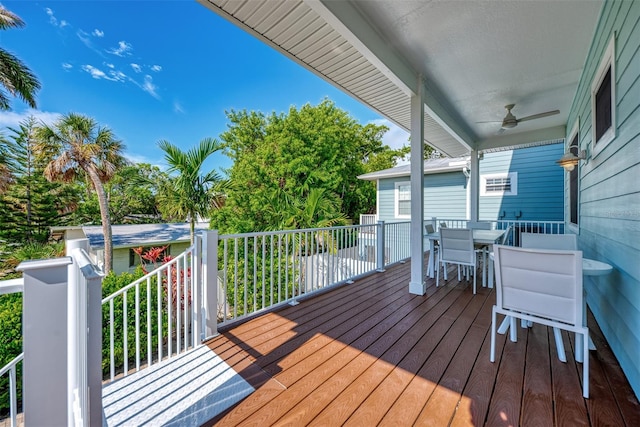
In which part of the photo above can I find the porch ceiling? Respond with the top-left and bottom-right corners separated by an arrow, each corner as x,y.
199,0 -> 602,157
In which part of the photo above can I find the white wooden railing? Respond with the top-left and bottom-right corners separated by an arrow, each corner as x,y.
0,278 -> 23,427
217,224 -> 381,328
101,241 -> 199,382
0,352 -> 22,427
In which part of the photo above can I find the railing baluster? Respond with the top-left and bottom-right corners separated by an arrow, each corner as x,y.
110,300 -> 114,380
176,262 -> 181,354
135,283 -> 140,371
253,235 -> 258,313
262,236 -> 266,310
123,290 -> 128,376
182,252 -> 188,351
234,238 -> 238,318
166,266 -> 172,358
147,277 -> 152,367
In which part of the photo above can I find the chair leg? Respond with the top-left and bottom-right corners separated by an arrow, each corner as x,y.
582,328 -> 589,398
436,260 -> 440,287
490,308 -> 497,362
553,327 -> 567,362
510,316 -> 517,342
472,263 -> 477,294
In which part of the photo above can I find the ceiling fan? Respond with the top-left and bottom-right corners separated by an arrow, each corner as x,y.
480,104 -> 560,131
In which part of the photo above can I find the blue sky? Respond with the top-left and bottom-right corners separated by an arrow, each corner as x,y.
0,0 -> 409,172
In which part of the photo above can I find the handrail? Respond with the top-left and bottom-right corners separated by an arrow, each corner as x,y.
0,278 -> 23,295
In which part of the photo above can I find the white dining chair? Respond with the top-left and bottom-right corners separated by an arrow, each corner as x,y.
466,221 -> 493,282
466,221 -> 493,230
490,245 -> 589,398
520,232 -> 578,362
521,232 -> 577,250
437,228 -> 478,294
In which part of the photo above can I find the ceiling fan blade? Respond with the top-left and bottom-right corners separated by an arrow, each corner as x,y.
517,110 -> 560,123
475,120 -> 503,123
497,127 -> 506,135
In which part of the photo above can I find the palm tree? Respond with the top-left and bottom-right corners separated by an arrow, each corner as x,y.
35,113 -> 126,274
158,138 -> 225,242
0,6 -> 40,110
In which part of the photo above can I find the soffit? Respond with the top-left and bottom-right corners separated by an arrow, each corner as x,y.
199,0 -> 602,157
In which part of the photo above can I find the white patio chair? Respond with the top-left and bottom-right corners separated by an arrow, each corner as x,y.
521,232 -> 577,250
466,221 -> 493,230
520,232 -> 578,361
436,228 -> 478,294
487,225 -> 513,288
466,221 -> 493,282
490,245 -> 589,398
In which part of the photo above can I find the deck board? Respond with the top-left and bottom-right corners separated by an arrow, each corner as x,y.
204,260 -> 640,426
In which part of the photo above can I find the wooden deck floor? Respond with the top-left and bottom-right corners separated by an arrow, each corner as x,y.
203,260 -> 640,426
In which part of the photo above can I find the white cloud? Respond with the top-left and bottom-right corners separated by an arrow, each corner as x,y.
130,63 -> 142,73
124,152 -> 163,168
109,70 -> 127,82
62,63 -> 73,71
141,75 -> 160,99
0,109 -> 61,129
45,8 -> 69,28
173,101 -> 185,114
92,29 -> 104,37
105,63 -> 115,69
81,65 -> 125,83
82,64 -> 109,80
150,65 -> 162,72
107,41 -> 133,57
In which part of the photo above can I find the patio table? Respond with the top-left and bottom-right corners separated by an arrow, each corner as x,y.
424,229 -> 506,286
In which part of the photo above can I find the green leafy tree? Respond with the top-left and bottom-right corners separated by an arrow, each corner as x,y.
35,113 -> 127,274
157,138 -> 225,242
73,163 -> 167,225
211,99 -> 400,233
0,6 -> 40,110
0,117 -> 77,243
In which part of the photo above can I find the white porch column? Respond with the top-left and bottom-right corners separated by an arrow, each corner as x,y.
409,79 -> 426,295
18,257 -> 72,427
201,230 -> 219,339
469,150 -> 480,222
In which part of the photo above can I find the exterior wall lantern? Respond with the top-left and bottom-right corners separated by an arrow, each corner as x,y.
556,145 -> 588,172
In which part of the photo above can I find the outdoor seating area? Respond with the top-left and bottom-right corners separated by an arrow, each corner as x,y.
203,258 -> 639,426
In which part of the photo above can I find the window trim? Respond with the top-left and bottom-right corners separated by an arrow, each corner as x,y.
590,34 -> 616,158
394,181 -> 411,219
567,121 -> 580,232
480,172 -> 518,196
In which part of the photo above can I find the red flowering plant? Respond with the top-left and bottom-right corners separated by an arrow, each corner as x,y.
132,246 -> 192,310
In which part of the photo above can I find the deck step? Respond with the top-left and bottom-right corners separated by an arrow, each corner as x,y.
102,345 -> 254,426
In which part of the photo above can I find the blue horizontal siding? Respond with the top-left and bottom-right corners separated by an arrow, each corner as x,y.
566,0 -> 640,398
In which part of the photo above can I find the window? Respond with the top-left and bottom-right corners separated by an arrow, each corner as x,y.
591,35 -> 616,156
568,125 -> 580,227
481,173 -> 517,196
395,182 -> 411,218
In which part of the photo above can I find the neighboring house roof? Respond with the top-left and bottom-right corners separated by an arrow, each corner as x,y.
358,157 -> 469,181
78,223 -> 210,249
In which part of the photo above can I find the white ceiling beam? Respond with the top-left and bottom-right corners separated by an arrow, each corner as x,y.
478,125 -> 566,151
307,0 -> 476,150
